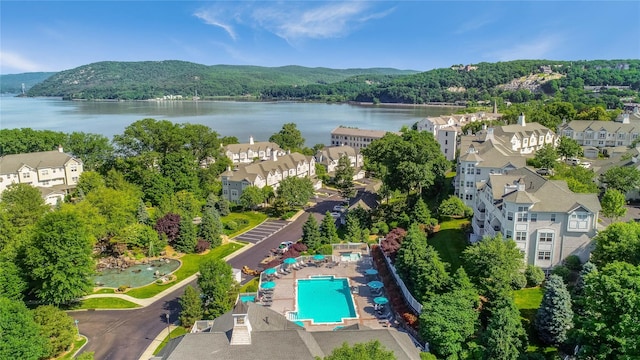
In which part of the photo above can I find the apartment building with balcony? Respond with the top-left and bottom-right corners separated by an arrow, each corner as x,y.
472,167 -> 600,269
224,136 -> 286,164
330,127 -> 398,150
558,116 -> 639,149
314,145 -> 365,180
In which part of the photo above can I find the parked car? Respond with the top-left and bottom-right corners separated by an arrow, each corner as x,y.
277,241 -> 294,254
566,158 -> 581,166
333,205 -> 346,212
536,168 -> 552,176
329,212 -> 341,218
579,162 -> 591,169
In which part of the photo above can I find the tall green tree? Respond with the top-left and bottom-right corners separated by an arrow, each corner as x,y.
321,340 -> 396,360
600,188 -> 627,221
412,196 -> 432,225
481,298 -> 527,360
462,235 -> 525,299
334,155 -> 356,199
395,224 -> 449,301
276,176 -> 314,209
320,211 -> 340,244
301,214 -> 322,250
239,185 -> 265,210
557,136 -> 583,159
0,183 -> 50,230
0,250 -> 27,301
534,275 -> 574,346
591,221 -> 640,267
269,122 -> 305,151
198,258 -> 237,319
601,166 -> 640,194
199,208 -> 223,248
532,143 -> 558,169
137,199 -> 150,225
344,212 -> 364,243
76,171 -> 106,196
175,217 -> 197,253
576,261 -> 640,359
438,195 -> 473,218
66,131 -> 114,171
84,186 -> 139,238
32,305 -> 76,359
24,211 -> 94,305
0,297 -> 47,360
179,285 -> 203,328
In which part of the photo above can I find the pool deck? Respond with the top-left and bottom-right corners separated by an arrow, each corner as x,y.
259,257 -> 393,332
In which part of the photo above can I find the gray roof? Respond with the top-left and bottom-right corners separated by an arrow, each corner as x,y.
315,146 -> 359,166
458,131 -> 528,169
559,120 -> 639,133
224,141 -> 282,154
488,168 -> 601,213
221,153 -> 314,183
159,303 -> 421,360
0,150 -> 81,175
330,127 -> 392,138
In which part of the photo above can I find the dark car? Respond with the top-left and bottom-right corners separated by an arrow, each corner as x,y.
536,168 -> 552,176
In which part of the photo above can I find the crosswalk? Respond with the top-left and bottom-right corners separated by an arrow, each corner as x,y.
232,219 -> 290,243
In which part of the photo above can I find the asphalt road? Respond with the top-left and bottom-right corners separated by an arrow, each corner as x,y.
72,190 -> 350,360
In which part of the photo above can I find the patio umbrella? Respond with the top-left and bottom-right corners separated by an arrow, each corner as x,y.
364,269 -> 378,276
263,268 -> 277,275
367,281 -> 384,289
283,257 -> 297,265
373,296 -> 389,305
261,281 -> 276,289
313,254 -> 325,261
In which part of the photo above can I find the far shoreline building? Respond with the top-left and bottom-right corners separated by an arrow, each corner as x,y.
330,127 -> 399,150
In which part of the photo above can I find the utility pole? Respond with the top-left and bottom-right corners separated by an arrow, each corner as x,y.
165,313 -> 171,340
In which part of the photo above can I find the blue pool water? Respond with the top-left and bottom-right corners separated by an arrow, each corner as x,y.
241,295 -> 256,303
297,276 -> 357,324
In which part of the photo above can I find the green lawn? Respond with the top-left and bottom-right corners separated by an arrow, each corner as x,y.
77,297 -> 140,309
59,336 -> 87,360
126,242 -> 244,299
153,327 -> 189,355
239,277 -> 259,293
223,211 -> 268,237
92,288 -> 115,294
514,287 -> 558,357
428,218 -> 469,270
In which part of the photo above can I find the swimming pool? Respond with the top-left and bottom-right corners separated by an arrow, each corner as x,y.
295,276 -> 358,324
340,252 -> 361,262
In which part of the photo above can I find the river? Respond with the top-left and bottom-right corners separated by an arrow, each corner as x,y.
0,95 -> 458,146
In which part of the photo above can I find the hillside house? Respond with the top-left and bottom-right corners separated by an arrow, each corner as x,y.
314,146 -> 365,180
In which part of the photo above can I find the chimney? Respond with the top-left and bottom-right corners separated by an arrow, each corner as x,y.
482,123 -> 487,130
249,136 -> 254,145
230,302 -> 252,345
271,150 -> 278,162
517,113 -> 526,127
58,145 -> 64,153
486,128 -> 495,142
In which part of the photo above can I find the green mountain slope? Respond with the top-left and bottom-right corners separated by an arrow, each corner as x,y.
26,60 -> 418,100
0,72 -> 56,94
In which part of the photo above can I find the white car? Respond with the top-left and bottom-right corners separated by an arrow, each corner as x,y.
579,162 -> 591,169
329,212 -> 341,218
333,205 -> 345,212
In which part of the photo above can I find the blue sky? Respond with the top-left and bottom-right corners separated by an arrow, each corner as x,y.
1,1 -> 638,75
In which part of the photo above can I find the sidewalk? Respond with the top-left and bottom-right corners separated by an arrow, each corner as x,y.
139,325 -> 177,360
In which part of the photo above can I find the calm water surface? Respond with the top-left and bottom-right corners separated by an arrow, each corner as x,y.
0,95 -> 458,146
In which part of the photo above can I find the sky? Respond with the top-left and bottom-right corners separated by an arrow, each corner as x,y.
1,1 -> 639,75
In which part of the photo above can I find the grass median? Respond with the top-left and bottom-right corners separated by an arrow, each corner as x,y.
77,297 -> 141,309
153,327 -> 189,355
125,242 -> 244,299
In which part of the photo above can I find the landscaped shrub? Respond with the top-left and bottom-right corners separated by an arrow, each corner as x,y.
291,242 -> 308,252
225,220 -> 238,231
551,265 -> 570,282
511,272 -> 527,290
563,255 -> 582,271
525,265 -> 545,287
380,227 -> 407,261
317,244 -> 333,255
402,312 -> 418,329
375,221 -> 389,235
195,239 -> 211,253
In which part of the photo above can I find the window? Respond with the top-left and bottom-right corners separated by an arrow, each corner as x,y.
41,170 -> 49,175
223,189 -> 228,194
444,149 -> 448,154
461,168 -> 465,174
231,190 -> 238,197
598,132 -> 606,139
476,168 -> 481,175
517,212 -> 527,222
71,177 -> 78,182
466,181 -> 473,187
22,172 -> 31,178
507,212 -> 513,221
537,251 -> 551,260
505,230 -> 513,238
550,213 -> 556,222
445,140 -> 448,145
539,232 -> 554,242
530,213 -> 537,222
70,165 -> 78,172
515,231 -> 527,242
465,194 -> 473,200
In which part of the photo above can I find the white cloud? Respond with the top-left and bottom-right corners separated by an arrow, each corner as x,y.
194,8 -> 238,40
455,17 -> 495,34
485,35 -> 563,61
0,51 -> 43,73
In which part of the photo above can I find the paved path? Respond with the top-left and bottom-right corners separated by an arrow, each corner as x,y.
232,219 -> 290,243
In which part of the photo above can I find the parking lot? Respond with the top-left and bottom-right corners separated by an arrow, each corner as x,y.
233,219 -> 290,243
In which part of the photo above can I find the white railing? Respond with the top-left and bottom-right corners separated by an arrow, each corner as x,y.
380,251 -> 423,314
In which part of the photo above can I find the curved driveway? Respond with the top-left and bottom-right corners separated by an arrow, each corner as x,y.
73,192 -> 348,360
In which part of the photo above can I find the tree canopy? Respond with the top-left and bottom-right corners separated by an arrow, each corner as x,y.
198,258 -> 237,319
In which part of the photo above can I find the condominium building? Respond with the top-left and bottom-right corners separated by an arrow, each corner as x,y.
221,152 -> 317,203
224,136 -> 286,164
0,146 -> 83,205
330,127 -> 396,150
314,145 -> 365,180
471,167 -> 600,269
558,117 -> 639,149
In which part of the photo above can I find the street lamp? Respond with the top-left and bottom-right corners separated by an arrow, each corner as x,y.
165,313 -> 171,341
74,319 -> 79,334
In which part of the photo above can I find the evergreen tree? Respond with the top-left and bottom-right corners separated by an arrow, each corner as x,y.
412,196 -> 432,224
32,305 -> 76,359
175,217 -> 197,253
320,211 -> 340,244
334,155 -> 356,199
179,285 -> 203,328
203,193 -> 218,214
199,209 -> 223,248
301,215 -> 321,250
198,258 -> 237,319
136,199 -> 150,225
482,297 -> 527,360
216,197 -> 231,216
344,212 -> 363,242
534,275 -> 574,345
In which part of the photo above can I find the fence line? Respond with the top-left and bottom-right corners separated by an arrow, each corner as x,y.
379,250 -> 423,314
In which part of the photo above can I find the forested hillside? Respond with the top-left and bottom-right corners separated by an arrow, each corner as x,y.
25,60 -> 417,100
0,72 -> 55,94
